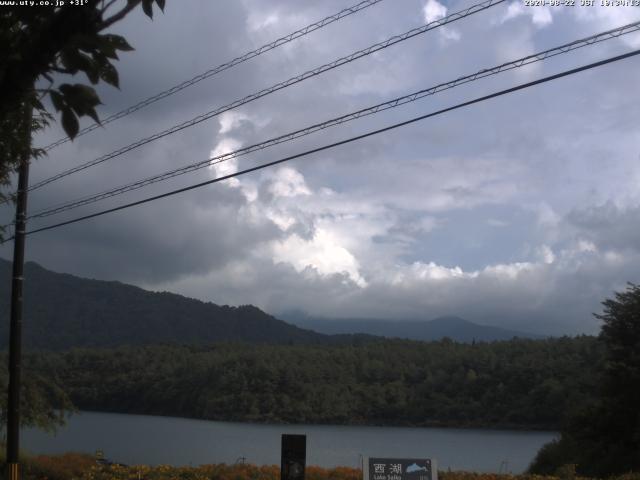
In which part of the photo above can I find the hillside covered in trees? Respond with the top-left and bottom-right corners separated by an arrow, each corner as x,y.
0,259 -> 348,349
19,336 -> 602,430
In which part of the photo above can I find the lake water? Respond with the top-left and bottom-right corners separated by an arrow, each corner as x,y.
22,412 -> 556,473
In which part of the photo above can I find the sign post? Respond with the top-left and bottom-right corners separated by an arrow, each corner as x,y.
281,434 -> 306,480
365,458 -> 437,480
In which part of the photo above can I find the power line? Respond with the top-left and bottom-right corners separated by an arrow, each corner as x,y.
24,21 -> 640,221
27,0 -> 505,193
40,0 -> 387,152
6,48 -> 637,243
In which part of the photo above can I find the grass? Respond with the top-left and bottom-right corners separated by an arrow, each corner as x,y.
0,454 -> 637,480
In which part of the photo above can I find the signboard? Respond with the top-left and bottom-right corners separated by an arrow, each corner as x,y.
366,458 -> 437,480
281,434 -> 306,480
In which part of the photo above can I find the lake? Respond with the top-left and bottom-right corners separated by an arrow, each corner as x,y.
22,412 -> 556,473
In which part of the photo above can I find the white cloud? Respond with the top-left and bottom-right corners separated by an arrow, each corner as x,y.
534,203 -> 561,228
440,27 -> 461,42
266,208 -> 296,231
423,0 -> 447,23
267,167 -> 312,198
482,261 -> 535,280
576,240 -> 597,254
572,6 -> 640,48
487,218 -> 508,227
209,138 -> 242,188
247,11 -> 280,32
272,229 -> 367,287
410,261 -> 470,280
406,216 -> 441,234
422,0 -> 461,44
501,1 -> 553,28
218,111 -> 250,134
603,250 -> 624,265
537,245 -> 555,265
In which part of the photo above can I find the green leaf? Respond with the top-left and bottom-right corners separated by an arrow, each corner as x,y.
49,90 -> 65,112
85,66 -> 100,84
102,34 -> 134,52
59,50 -> 80,74
79,85 -> 101,107
31,147 -> 46,160
33,98 -> 46,112
59,84 -> 102,124
59,83 -> 101,107
60,49 -> 99,83
91,49 -> 110,68
84,106 -> 101,125
142,0 -> 153,18
99,62 -> 119,89
58,83 -> 74,96
61,107 -> 79,139
73,33 -> 100,54
97,34 -> 119,60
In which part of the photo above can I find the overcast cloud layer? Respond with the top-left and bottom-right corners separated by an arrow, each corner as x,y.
2,0 -> 640,335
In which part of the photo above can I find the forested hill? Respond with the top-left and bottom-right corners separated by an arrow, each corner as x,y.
22,336 -> 604,430
0,258 -> 349,349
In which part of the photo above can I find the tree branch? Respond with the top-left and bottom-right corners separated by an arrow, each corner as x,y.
50,66 -> 73,74
100,0 -> 119,15
100,0 -> 142,30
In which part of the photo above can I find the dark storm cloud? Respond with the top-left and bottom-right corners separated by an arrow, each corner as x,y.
2,0 -> 640,335
567,202 -> 640,253
12,177 -> 282,283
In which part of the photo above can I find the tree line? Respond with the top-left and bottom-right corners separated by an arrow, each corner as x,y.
9,335 -> 603,431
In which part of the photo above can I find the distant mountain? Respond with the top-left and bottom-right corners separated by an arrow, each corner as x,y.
0,259 -> 366,350
280,311 -> 542,342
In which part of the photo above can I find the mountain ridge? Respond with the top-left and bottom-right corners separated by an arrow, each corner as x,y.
0,258 -> 342,349
280,311 -> 543,342
0,258 -> 542,349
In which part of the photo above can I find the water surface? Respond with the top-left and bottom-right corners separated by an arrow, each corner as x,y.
22,412 -> 556,473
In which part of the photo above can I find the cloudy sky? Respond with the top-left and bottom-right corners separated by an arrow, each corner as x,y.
2,0 -> 640,335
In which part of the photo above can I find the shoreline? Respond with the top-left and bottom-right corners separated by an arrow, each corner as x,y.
68,409 -> 561,434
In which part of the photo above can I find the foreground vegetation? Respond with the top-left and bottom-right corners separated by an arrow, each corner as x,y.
6,454 -> 640,480
13,335 -> 602,430
529,284 -> 640,477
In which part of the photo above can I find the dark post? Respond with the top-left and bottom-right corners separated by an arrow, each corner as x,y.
6,131 -> 30,480
281,434 -> 306,480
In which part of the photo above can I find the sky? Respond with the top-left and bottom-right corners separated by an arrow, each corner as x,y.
2,0 -> 640,335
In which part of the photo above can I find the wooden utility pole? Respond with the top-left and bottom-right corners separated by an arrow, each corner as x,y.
6,107 -> 31,480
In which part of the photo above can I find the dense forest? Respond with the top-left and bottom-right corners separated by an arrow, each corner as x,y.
0,259 -> 374,349
18,336 -> 603,430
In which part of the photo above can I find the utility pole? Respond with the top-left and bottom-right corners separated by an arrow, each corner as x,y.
6,106 -> 31,480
